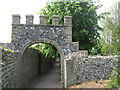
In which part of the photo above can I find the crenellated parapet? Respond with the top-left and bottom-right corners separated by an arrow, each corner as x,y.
11,14 -> 74,48
12,14 -> 72,26
11,14 -> 80,56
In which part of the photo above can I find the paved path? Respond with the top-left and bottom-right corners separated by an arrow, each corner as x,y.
27,63 -> 62,88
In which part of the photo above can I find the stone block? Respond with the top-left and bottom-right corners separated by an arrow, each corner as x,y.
72,42 -> 79,52
64,16 -> 72,26
39,15 -> 47,25
64,27 -> 72,43
26,14 -> 34,25
12,14 -> 21,24
79,50 -> 88,58
52,15 -> 59,25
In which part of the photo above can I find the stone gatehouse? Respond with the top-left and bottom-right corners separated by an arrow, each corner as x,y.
0,14 -> 119,88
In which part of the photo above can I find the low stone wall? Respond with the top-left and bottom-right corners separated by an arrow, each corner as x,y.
39,53 -> 55,74
0,45 -> 2,89
1,47 -> 119,88
66,52 -> 119,86
19,48 -> 40,87
2,49 -> 16,88
74,56 -> 116,84
15,48 -> 55,88
1,48 -> 56,88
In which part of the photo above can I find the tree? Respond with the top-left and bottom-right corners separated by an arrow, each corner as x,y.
38,0 -> 103,53
30,43 -> 60,59
100,2 -> 120,55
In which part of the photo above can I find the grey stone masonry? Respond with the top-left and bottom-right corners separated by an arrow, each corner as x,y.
1,14 -> 119,88
52,15 -> 59,25
26,15 -> 34,25
12,14 -> 21,24
64,16 -> 72,26
18,48 -> 40,87
10,14 -> 78,56
2,49 -> 17,88
39,15 -> 47,25
1,47 -> 55,88
2,14 -> 79,88
0,43 -> 2,89
65,51 -> 120,86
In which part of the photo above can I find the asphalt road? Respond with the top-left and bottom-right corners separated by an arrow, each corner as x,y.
27,63 -> 62,88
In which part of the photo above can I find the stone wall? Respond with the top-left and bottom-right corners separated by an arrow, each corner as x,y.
2,49 -> 16,88
1,14 -> 119,88
0,44 -> 2,89
15,48 -> 55,88
1,48 -> 119,88
1,47 -> 56,88
19,48 -> 40,87
74,56 -> 116,84
39,53 -> 55,74
5,14 -> 79,56
65,51 -> 120,87
2,14 -> 79,87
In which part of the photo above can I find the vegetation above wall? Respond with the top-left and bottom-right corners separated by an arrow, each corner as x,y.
99,3 -> 120,56
30,43 -> 60,59
106,57 -> 120,88
38,0 -> 106,54
3,49 -> 15,53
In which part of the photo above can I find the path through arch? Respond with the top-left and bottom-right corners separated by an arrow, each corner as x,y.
27,62 -> 62,88
20,42 -> 63,88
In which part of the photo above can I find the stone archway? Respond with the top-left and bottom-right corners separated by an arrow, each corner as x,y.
20,38 -> 64,60
2,14 -> 79,88
1,14 -> 118,88
20,38 -> 65,87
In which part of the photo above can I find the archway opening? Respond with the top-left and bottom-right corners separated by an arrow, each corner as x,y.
21,42 -> 63,88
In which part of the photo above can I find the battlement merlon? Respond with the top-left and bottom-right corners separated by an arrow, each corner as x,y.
64,16 -> 72,26
39,15 -> 47,25
12,14 -> 72,26
26,14 -> 34,25
12,14 -> 21,24
52,15 -> 59,25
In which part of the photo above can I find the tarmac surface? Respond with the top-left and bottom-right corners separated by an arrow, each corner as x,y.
27,63 -> 62,88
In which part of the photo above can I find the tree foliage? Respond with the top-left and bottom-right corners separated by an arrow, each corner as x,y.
100,2 -> 120,55
30,43 -> 60,59
106,58 -> 120,88
38,0 -> 103,53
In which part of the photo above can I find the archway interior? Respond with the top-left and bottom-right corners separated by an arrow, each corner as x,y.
22,42 -> 62,88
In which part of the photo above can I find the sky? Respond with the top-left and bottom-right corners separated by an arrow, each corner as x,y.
0,0 -> 119,43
